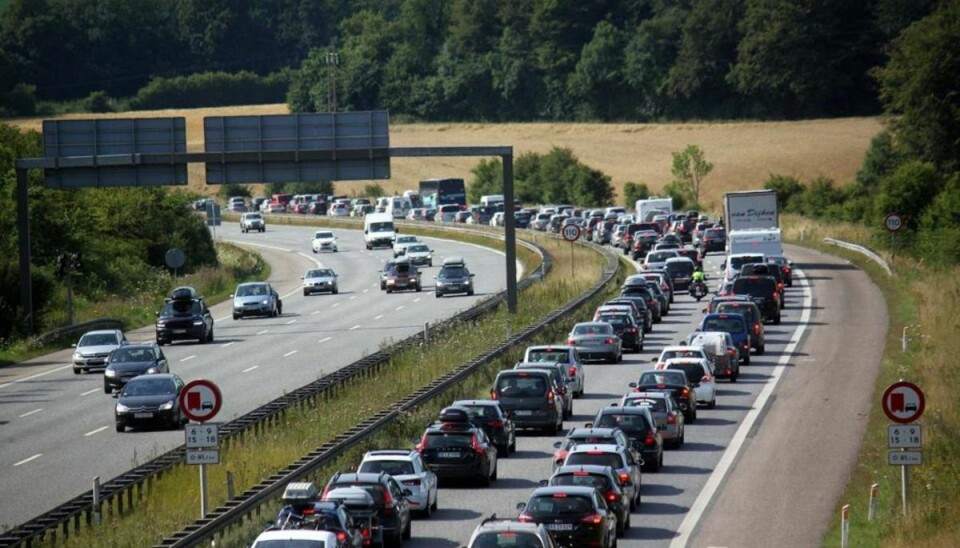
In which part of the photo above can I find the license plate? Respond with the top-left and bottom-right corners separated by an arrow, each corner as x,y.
438,452 -> 460,458
134,412 -> 154,419
514,410 -> 533,416
173,329 -> 187,334
447,285 -> 459,291
546,523 -> 573,531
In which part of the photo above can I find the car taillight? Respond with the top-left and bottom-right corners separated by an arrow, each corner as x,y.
488,419 -> 503,428
773,291 -> 778,299
604,338 -> 615,345
416,435 -> 427,453
629,327 -> 638,333
547,391 -> 556,409
569,366 -> 578,377
726,368 -> 732,375
362,527 -> 371,545
702,374 -> 712,382
681,388 -> 690,397
727,348 -> 735,356
784,266 -> 791,273
754,323 -> 761,335
667,412 -> 677,424
644,431 -> 656,446
381,486 -> 395,514
518,513 -> 534,522
661,284 -> 669,291
581,513 -> 603,525
568,339 -> 576,346
337,531 -> 347,542
647,300 -> 655,308
618,471 -> 630,483
605,491 -> 619,503
403,479 -> 422,487
472,434 -> 486,455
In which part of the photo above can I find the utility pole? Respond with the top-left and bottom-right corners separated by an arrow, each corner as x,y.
326,52 -> 340,112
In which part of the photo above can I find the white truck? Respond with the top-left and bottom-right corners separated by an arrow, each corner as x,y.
635,197 -> 673,223
726,227 -> 783,257
363,212 -> 396,249
723,190 -> 779,232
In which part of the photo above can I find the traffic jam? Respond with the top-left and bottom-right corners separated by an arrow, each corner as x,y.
248,194 -> 798,547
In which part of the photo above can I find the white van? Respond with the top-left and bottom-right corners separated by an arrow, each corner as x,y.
363,212 -> 396,249
727,228 -> 782,257
480,194 -> 505,209
384,196 -> 412,219
435,204 -> 460,223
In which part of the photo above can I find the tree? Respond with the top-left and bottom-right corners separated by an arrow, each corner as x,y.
468,158 -> 502,203
763,174 -> 805,212
671,145 -> 712,206
623,182 -> 651,208
363,183 -> 386,198
873,160 -> 942,233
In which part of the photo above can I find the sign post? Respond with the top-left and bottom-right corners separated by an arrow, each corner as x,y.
882,380 -> 924,516
561,224 -> 581,277
179,379 -> 223,517
884,212 -> 903,258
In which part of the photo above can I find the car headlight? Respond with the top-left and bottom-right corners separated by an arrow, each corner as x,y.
146,367 -> 159,374
159,400 -> 175,411
104,368 -> 117,377
261,299 -> 270,305
116,403 -> 130,412
193,320 -> 204,326
234,299 -> 242,307
436,281 -> 444,286
73,352 -> 83,360
156,320 -> 166,327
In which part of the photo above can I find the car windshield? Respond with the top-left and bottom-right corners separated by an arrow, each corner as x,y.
370,222 -> 393,232
660,349 -> 702,361
358,460 -> 415,476
526,350 -> 568,363
471,532 -> 545,548
162,299 -> 201,315
460,405 -> 495,418
552,474 -> 611,491
729,255 -> 765,270
596,413 -> 647,433
666,261 -> 694,276
407,245 -> 429,253
397,236 -> 417,243
252,540 -> 327,548
425,432 -> 474,448
716,304 -> 756,321
236,284 -> 268,297
390,263 -> 415,275
110,347 -> 151,363
624,397 -> 666,412
525,494 -> 594,517
565,452 -> 621,469
122,378 -> 175,396
647,252 -> 676,263
596,315 -> 629,328
306,269 -> 334,278
314,232 -> 333,239
246,214 -> 262,220
638,371 -> 685,386
572,324 -> 612,336
702,317 -> 746,333
496,376 -> 546,397
79,333 -> 119,346
440,266 -> 466,278
667,363 -> 705,384
705,228 -> 725,238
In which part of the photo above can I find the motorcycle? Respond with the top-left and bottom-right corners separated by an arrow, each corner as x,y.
690,281 -> 708,301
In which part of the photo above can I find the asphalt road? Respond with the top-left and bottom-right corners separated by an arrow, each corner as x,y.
402,243 -> 887,548
0,223 -> 511,530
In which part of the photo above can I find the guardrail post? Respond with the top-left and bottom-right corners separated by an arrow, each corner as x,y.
840,504 -> 850,548
423,322 -> 429,346
902,326 -> 908,352
92,476 -> 101,525
868,483 -> 878,521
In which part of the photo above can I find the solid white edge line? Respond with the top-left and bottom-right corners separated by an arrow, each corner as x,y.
257,329 -> 269,335
349,325 -> 361,330
18,408 -> 43,418
14,454 -> 42,466
285,319 -> 296,324
670,268 -> 813,548
0,365 -> 72,391
84,426 -> 108,437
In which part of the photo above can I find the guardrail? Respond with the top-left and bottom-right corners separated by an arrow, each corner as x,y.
32,318 -> 125,347
0,231 -> 548,548
823,238 -> 894,277
152,238 -> 620,547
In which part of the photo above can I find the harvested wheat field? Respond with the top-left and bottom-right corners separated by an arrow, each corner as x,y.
9,104 -> 883,209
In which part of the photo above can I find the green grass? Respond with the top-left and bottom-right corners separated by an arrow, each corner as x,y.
780,215 -> 960,547
0,243 -> 269,366
36,228 -> 614,547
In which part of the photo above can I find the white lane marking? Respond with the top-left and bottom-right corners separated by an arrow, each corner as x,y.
180,355 -> 197,363
374,314 -> 384,320
349,325 -> 361,331
80,388 -> 100,396
14,454 -> 42,466
283,350 -> 298,357
285,319 -> 296,325
395,306 -> 405,311
84,426 -> 108,437
19,408 -> 43,418
311,310 -> 320,315
242,365 -> 259,373
349,296 -> 357,300
363,289 -> 369,293
318,337 -> 332,343
371,283 -> 378,287
257,329 -> 269,335
670,268 -> 813,547
297,251 -> 323,267
413,298 -> 421,303
331,303 -> 341,308
234,242 -> 292,253
221,341 -> 235,348
0,365 -> 71,391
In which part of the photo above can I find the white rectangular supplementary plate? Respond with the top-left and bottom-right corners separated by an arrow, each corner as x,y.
185,423 -> 220,449
888,450 -> 922,466
186,450 -> 220,465
887,424 -> 922,449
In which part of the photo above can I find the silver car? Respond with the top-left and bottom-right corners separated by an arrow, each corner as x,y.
72,328 -> 128,374
232,282 -> 282,319
358,450 -> 438,517
302,268 -> 339,296
620,391 -> 686,448
522,345 -> 585,398
404,244 -> 434,267
311,230 -> 338,253
567,322 -> 622,363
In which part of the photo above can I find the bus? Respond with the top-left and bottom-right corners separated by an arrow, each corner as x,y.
419,178 -> 466,209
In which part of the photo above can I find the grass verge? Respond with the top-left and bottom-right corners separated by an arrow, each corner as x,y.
779,215 -> 960,547
43,230 -> 612,547
0,243 -> 269,366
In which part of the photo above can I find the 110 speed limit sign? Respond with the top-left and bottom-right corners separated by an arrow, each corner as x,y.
885,213 -> 903,233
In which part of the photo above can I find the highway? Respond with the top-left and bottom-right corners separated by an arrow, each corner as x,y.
403,243 -> 887,547
0,223 -> 511,530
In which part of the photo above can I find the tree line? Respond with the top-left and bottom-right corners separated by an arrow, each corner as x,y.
0,0 -> 940,121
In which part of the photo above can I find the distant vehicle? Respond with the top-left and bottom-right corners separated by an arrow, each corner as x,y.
232,282 -> 282,319
384,259 -> 422,293
416,406 -> 498,486
393,235 -> 421,257
358,449 -> 438,517
567,322 -> 622,363
302,268 -> 339,296
250,530 -> 339,548
103,343 -> 168,394
114,373 -> 186,432
311,230 -> 338,253
240,212 -> 265,233
419,178 -> 466,209
466,516 -> 557,548
155,286 -> 214,345
363,213 -> 396,249
517,486 -> 618,548
72,328 -> 128,374
491,369 -> 563,434
434,256 -> 475,297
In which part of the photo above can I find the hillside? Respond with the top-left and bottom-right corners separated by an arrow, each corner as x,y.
9,105 -> 883,208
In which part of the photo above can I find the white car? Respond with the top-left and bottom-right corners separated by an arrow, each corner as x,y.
357,449 -> 438,517
489,211 -> 505,227
250,530 -> 337,548
328,203 -> 349,217
656,357 -> 717,408
404,243 -> 434,267
72,329 -> 128,374
302,268 -> 338,296
311,230 -> 338,253
651,345 -> 710,368
393,235 -> 420,257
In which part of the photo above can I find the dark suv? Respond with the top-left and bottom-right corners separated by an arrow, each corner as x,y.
699,227 -> 726,255
322,472 -> 412,546
492,370 -> 563,434
715,301 -> 765,354
545,465 -> 631,537
417,406 -> 499,486
731,275 -> 781,324
434,257 -> 475,297
155,286 -> 214,345
450,399 -> 517,456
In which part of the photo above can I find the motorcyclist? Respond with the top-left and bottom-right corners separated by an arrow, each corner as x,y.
692,265 -> 706,286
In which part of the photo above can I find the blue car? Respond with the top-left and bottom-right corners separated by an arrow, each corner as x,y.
695,313 -> 751,364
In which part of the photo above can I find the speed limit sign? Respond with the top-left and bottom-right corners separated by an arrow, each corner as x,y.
561,224 -> 581,242
884,213 -> 903,233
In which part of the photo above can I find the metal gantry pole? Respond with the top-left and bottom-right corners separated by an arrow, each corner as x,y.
502,153 -> 517,314
16,167 -> 33,334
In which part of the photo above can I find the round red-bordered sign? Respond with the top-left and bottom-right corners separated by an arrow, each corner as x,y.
884,213 -> 903,233
178,379 -> 223,423
881,381 -> 924,424
561,224 -> 581,242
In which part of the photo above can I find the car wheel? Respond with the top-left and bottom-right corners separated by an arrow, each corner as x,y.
403,518 -> 412,540
467,289 -> 474,296
115,422 -> 124,433
491,461 -> 498,481
431,490 -> 438,512
509,434 -> 517,453
73,367 -> 82,375
731,374 -> 738,383
157,339 -> 165,346
103,383 -> 111,394
497,443 -> 509,457
649,453 -> 661,472
707,399 -> 716,409
774,314 -> 781,325
207,327 -> 214,343
312,248 -> 317,254
757,344 -> 765,355
435,292 -> 441,298
303,289 -> 310,296
680,426 -> 686,445
232,313 -> 240,320
480,468 -> 492,487
416,284 -> 422,292
744,354 -> 751,365
387,287 -> 393,293
333,286 -> 339,294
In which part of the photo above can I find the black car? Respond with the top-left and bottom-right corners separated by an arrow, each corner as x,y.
699,227 -> 726,255
629,369 -> 698,423
731,275 -> 781,324
114,373 -> 186,432
155,286 -> 214,345
544,465 -> 631,537
594,313 -> 643,352
517,486 -> 617,548
619,285 -> 661,322
644,280 -> 670,316
592,406 -> 663,472
274,483 -> 364,548
492,370 -> 563,434
604,298 -> 652,334
103,343 -> 169,394
434,257 -> 475,297
450,399 -> 517,456
766,255 -> 793,286
740,262 -> 786,308
417,406 -> 499,486
631,231 -> 659,260
322,472 -> 413,547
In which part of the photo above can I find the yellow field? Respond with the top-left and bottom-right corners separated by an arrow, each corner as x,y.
8,104 -> 883,207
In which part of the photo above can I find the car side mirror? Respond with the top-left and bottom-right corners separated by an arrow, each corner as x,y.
628,382 -> 637,388
584,422 -> 593,428
229,294 -> 235,298
516,502 -> 527,511
155,311 -> 160,317
537,479 -> 549,487
553,441 -> 562,449
112,392 -> 119,399
403,488 -> 413,497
